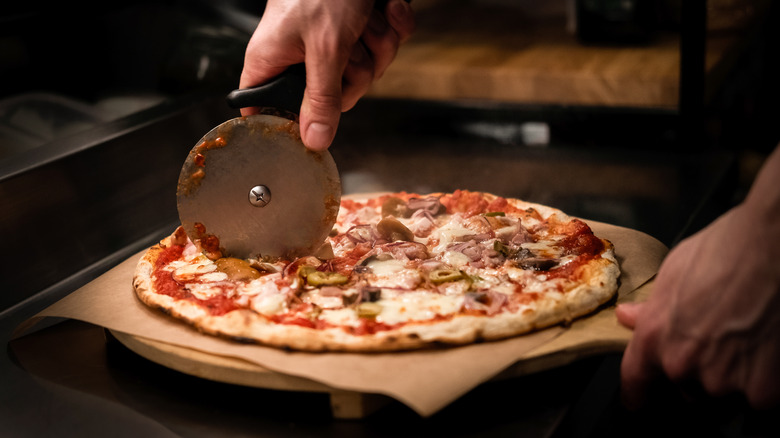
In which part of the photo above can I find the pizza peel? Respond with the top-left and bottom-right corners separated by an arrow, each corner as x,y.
177,64 -> 341,260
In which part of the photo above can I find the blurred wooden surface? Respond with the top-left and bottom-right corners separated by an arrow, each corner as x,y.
367,0 -> 754,109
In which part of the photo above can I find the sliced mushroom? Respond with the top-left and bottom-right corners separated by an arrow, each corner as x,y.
381,197 -> 410,218
376,217 -> 415,242
247,258 -> 280,273
215,257 -> 262,281
517,258 -> 559,271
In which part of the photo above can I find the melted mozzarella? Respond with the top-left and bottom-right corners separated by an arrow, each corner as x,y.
365,258 -> 422,289
200,272 -> 228,282
335,205 -> 381,233
506,267 -> 564,295
250,293 -> 287,315
437,281 -> 471,296
524,277 -> 565,296
521,216 -> 542,229
355,206 -> 380,223
305,292 -> 344,310
441,250 -> 470,268
372,268 -> 422,289
366,258 -> 405,275
319,308 -> 360,327
239,273 -> 283,297
240,273 -> 297,315
316,290 -> 465,326
429,216 -> 473,253
172,258 -> 218,281
376,291 -> 463,325
188,283 -> 225,300
557,255 -> 577,266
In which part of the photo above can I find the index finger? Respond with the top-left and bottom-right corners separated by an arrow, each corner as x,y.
298,49 -> 350,150
620,338 -> 657,409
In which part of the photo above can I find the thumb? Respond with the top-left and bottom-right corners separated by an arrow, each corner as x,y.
386,0 -> 416,43
616,302 -> 644,330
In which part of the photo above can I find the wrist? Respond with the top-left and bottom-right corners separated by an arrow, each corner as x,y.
742,146 -> 780,227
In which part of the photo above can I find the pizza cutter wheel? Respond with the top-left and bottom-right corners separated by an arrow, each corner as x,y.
177,65 -> 341,260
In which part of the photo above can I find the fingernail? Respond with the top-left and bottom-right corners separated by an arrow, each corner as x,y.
388,0 -> 410,23
617,302 -> 639,312
306,123 -> 334,150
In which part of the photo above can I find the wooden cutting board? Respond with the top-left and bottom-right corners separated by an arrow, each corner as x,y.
110,278 -> 651,419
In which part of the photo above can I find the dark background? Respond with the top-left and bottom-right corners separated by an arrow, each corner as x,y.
1,1 -> 779,436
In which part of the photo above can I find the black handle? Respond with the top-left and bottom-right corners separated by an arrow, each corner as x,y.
226,63 -> 306,114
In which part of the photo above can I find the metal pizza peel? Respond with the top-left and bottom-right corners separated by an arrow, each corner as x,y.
176,64 -> 341,260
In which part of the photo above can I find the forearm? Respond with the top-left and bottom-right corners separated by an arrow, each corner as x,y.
743,145 -> 780,224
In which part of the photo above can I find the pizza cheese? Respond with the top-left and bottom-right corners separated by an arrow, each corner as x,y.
133,190 -> 620,352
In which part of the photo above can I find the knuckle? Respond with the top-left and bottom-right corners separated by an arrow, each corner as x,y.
344,61 -> 374,87
306,92 -> 342,113
660,343 -> 698,382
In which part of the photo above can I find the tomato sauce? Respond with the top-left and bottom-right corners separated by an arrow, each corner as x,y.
339,198 -> 366,212
152,244 -> 239,315
152,245 -> 186,299
485,196 -> 525,215
441,190 -> 490,216
198,294 -> 240,316
270,314 -> 317,329
557,220 -> 605,256
349,318 -> 400,335
328,242 -> 372,275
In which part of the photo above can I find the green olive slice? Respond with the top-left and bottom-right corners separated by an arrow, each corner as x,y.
356,302 -> 383,319
306,270 -> 349,286
297,265 -> 317,279
493,240 -> 516,258
429,269 -> 465,284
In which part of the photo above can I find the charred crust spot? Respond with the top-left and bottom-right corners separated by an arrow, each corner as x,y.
430,340 -> 450,349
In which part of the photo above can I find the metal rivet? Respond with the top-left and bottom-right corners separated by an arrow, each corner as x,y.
249,185 -> 271,207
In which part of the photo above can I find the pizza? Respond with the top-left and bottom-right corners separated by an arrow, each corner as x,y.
133,190 -> 620,352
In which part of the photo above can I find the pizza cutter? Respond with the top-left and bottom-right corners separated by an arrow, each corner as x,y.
176,64 -> 341,260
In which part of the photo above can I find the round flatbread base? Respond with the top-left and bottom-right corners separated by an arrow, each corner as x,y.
133,191 -> 620,352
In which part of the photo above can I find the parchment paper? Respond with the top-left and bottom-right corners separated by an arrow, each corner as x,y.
19,221 -> 667,417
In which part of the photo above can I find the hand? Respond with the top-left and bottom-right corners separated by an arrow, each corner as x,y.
617,199 -> 780,410
239,0 -> 415,150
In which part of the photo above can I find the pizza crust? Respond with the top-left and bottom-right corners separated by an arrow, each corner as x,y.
132,192 -> 620,352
